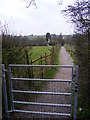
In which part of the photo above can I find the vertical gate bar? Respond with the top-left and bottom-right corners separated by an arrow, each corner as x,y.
70,67 -> 74,117
74,66 -> 78,120
2,64 -> 9,119
9,66 -> 14,112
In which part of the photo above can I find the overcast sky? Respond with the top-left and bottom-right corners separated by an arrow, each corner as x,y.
0,0 -> 75,35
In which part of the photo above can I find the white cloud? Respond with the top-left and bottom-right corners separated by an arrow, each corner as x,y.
0,0 -> 75,35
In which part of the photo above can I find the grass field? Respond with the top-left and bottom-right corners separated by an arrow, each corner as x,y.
25,45 -> 60,79
28,46 -> 52,61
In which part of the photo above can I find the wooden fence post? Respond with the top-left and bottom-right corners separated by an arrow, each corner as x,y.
41,55 -> 43,78
41,55 -> 42,65
39,59 -> 40,65
24,56 -> 26,64
25,50 -> 31,88
31,60 -> 34,85
45,52 -> 46,65
50,47 -> 54,64
31,60 -> 34,78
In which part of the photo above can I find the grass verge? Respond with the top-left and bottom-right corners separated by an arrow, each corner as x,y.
65,45 -> 77,64
64,44 -> 89,119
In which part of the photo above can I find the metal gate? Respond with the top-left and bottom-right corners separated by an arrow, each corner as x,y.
2,64 -> 78,120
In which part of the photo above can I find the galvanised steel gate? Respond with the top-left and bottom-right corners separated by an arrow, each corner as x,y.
2,64 -> 78,120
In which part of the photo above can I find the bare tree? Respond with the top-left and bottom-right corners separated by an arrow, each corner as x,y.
62,0 -> 90,34
0,21 -> 9,35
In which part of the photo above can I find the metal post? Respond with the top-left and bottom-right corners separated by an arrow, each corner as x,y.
2,64 -> 9,119
74,66 -> 78,120
31,60 -> 34,86
9,66 -> 14,112
70,67 -> 74,117
41,55 -> 43,78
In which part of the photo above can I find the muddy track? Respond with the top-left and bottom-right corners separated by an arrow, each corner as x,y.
11,47 -> 74,119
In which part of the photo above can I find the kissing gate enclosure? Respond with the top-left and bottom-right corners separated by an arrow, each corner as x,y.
2,64 -> 78,120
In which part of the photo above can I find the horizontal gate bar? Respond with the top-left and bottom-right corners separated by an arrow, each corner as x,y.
14,109 -> 71,116
9,64 -> 73,68
12,90 -> 71,95
11,78 -> 72,82
13,101 -> 71,107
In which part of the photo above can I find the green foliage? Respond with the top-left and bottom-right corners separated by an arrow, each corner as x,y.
64,34 -> 89,118
29,46 -> 52,61
65,45 -> 77,64
77,95 -> 89,119
50,34 -> 64,46
46,45 -> 61,78
27,35 -> 47,46
75,34 -> 89,118
63,35 -> 76,45
2,35 -> 31,111
63,0 -> 89,118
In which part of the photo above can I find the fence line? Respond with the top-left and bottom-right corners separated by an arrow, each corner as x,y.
30,53 -> 51,65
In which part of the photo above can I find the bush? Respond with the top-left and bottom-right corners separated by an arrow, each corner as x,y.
75,34 -> 89,118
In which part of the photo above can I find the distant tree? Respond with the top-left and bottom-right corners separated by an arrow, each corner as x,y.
58,33 -> 64,46
0,21 -> 9,35
59,33 -> 63,41
46,32 -> 51,45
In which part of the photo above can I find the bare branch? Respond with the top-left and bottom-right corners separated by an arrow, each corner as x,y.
0,21 -> 10,35
62,0 -> 90,34
58,0 -> 63,5
23,0 -> 37,8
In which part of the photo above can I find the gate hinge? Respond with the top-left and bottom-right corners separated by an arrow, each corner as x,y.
75,83 -> 78,92
3,68 -> 9,72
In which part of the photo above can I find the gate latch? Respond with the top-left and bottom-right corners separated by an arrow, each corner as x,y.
75,83 -> 78,92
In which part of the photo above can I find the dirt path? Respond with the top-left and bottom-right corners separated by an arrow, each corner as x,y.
12,47 -> 74,119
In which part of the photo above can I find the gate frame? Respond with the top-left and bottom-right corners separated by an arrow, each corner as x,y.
2,64 -> 9,119
74,66 -> 78,120
2,64 -> 78,120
